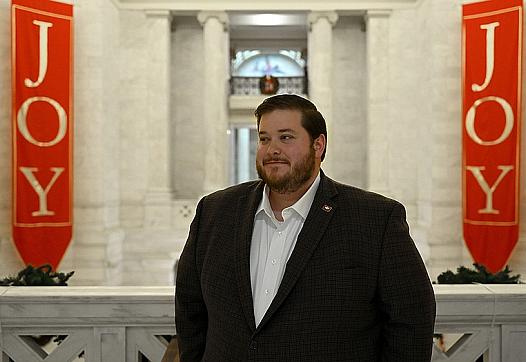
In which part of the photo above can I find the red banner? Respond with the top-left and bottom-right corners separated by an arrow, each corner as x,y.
462,0 -> 522,273
11,0 -> 73,270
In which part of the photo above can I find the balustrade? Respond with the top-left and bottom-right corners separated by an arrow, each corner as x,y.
0,287 -> 175,362
230,76 -> 307,96
1,284 -> 525,361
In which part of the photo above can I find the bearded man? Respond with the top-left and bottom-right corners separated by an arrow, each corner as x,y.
175,94 -> 436,361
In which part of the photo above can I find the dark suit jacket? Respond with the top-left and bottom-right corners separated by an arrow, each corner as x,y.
176,172 -> 436,361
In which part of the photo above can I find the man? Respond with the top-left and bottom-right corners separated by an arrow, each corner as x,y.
176,94 -> 436,361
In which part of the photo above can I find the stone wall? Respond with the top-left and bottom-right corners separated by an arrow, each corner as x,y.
1,0 -> 525,285
413,0 -> 465,279
381,0 -> 466,278
0,0 -> 125,284
385,0 -> 526,280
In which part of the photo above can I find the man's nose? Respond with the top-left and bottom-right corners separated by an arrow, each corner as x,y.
266,140 -> 281,155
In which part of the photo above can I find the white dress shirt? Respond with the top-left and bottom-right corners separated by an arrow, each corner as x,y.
250,172 -> 321,326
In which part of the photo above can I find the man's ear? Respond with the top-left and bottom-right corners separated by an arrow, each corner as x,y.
313,134 -> 326,158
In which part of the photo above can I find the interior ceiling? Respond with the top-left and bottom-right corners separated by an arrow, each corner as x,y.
230,25 -> 307,40
229,12 -> 308,41
229,13 -> 307,27
172,13 -> 310,50
228,12 -> 308,51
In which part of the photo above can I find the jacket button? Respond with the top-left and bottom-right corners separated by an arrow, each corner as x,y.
250,341 -> 257,350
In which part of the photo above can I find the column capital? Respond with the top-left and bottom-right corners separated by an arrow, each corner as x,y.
197,11 -> 229,30
364,9 -> 392,22
308,11 -> 339,28
145,10 -> 172,20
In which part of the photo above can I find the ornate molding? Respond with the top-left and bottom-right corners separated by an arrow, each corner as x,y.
144,9 -> 172,19
197,11 -> 229,29
364,9 -> 392,21
307,11 -> 339,27
117,0 -> 420,12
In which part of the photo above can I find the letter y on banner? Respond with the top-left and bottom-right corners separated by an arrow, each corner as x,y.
11,0 -> 73,270
462,0 -> 522,273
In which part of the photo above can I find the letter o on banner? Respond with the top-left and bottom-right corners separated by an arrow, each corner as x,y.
465,96 -> 514,146
17,96 -> 68,147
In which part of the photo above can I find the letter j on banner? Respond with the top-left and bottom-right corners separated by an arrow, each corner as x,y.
462,0 -> 522,273
11,0 -> 73,270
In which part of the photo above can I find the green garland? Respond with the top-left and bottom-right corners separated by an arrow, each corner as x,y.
0,264 -> 74,286
436,263 -> 521,284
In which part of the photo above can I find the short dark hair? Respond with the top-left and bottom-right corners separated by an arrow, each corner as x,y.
254,94 -> 327,161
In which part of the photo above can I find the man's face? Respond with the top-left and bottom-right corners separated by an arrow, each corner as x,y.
256,109 -> 323,193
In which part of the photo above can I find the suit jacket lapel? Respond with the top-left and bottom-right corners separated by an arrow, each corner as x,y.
234,181 -> 264,333
256,173 -> 338,331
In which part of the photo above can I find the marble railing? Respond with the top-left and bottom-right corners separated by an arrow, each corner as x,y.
1,285 -> 525,361
432,284 -> 526,362
230,76 -> 307,96
0,286 -> 175,362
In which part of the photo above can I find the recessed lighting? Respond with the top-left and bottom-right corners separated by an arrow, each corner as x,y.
247,14 -> 292,26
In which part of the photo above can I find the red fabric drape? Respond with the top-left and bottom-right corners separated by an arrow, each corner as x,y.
462,0 -> 523,272
12,0 -> 73,270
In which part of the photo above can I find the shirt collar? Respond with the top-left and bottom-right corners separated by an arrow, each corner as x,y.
256,171 -> 321,221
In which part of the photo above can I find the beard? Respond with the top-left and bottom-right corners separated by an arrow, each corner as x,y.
256,146 -> 316,194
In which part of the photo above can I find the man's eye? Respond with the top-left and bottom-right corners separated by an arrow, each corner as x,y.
259,137 -> 269,143
281,135 -> 293,141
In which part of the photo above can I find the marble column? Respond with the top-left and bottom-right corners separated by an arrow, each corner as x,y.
63,0 -> 124,285
197,11 -> 230,194
308,11 -> 338,177
365,10 -> 391,195
144,10 -> 173,229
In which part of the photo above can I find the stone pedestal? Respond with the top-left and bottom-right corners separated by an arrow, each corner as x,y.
308,11 -> 338,177
365,10 -> 391,195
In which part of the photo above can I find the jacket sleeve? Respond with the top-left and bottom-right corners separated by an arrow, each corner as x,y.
176,198 -> 208,362
377,202 -> 436,361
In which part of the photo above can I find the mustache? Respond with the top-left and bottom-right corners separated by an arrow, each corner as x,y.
263,157 -> 289,164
